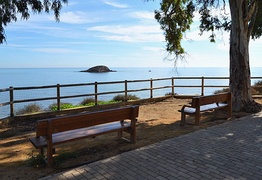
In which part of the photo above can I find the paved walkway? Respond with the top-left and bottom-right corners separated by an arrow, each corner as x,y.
40,113 -> 262,180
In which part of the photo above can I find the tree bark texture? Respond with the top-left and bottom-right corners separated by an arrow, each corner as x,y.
229,0 -> 253,111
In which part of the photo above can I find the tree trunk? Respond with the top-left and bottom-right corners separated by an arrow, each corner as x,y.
229,0 -> 261,112
229,0 -> 253,112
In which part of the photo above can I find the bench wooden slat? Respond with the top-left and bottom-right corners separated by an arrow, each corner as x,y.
183,103 -> 228,114
35,107 -> 138,136
30,121 -> 132,148
191,93 -> 231,107
53,121 -> 131,145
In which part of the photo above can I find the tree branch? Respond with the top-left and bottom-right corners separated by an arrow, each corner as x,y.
247,1 -> 258,38
244,0 -> 256,26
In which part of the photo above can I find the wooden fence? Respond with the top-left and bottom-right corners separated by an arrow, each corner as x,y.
0,76 -> 261,118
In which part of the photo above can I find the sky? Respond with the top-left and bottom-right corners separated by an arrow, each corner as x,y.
1,0 -> 262,68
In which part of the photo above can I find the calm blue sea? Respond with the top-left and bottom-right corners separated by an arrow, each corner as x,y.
0,67 -> 229,88
0,67 -> 262,118
1,67 -> 262,88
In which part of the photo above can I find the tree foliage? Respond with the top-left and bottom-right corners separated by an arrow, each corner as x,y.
155,0 -> 262,112
155,0 -> 195,59
251,0 -> 262,39
0,0 -> 68,44
155,0 -> 262,58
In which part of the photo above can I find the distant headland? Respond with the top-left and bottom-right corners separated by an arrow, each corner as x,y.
80,65 -> 116,73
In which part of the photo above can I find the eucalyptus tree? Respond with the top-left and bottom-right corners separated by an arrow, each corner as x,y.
154,0 -> 262,112
0,0 -> 68,44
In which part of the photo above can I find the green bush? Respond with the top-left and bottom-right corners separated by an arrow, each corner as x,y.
97,100 -> 118,105
80,97 -> 96,106
113,94 -> 140,102
80,98 -> 117,106
49,102 -> 75,111
16,103 -> 43,115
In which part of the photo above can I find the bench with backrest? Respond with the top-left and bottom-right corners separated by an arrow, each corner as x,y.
29,105 -> 139,165
179,92 -> 232,126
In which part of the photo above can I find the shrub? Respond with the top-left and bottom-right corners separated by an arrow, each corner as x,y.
165,92 -> 178,96
113,94 -> 140,102
49,102 -> 75,111
253,80 -> 262,86
214,87 -> 259,95
213,88 -> 229,94
253,80 -> 262,94
16,103 -> 42,115
80,98 -> 117,106
80,97 -> 96,106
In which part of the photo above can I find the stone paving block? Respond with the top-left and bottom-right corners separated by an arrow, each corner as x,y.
156,176 -> 167,180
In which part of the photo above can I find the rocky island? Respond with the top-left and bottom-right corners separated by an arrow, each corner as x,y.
80,65 -> 116,73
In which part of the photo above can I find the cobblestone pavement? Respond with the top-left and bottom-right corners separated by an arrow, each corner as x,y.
40,112 -> 262,180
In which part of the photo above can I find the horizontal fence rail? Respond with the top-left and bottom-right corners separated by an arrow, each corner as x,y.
0,76 -> 261,119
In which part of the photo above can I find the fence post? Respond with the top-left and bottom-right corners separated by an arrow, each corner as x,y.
95,82 -> 98,105
172,77 -> 175,96
201,77 -> 204,96
150,79 -> 153,98
9,86 -> 14,117
125,80 -> 128,102
57,84 -> 61,111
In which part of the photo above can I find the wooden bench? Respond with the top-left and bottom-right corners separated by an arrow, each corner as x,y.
29,105 -> 139,165
179,92 -> 232,126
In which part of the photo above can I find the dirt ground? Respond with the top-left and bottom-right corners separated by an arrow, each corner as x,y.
0,97 -> 260,180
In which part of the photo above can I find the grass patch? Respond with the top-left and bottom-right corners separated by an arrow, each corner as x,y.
97,100 -> 119,105
27,152 -> 79,168
49,102 -> 78,111
53,151 -> 79,167
27,155 -> 46,168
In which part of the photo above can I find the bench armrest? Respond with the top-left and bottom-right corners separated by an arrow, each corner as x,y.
178,105 -> 192,112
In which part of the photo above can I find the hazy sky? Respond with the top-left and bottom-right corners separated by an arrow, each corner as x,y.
1,0 -> 261,68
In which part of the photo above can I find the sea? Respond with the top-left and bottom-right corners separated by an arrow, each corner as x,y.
1,67 -> 262,118
0,67 -> 230,88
